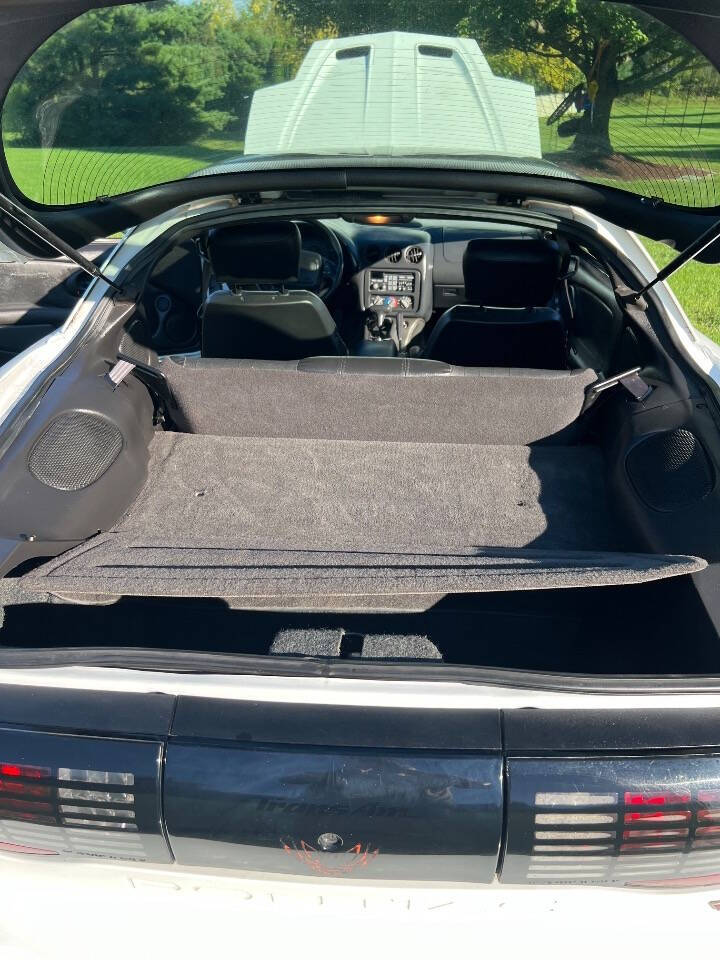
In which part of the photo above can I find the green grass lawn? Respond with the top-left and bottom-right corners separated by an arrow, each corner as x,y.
541,96 -> 720,207
4,134 -> 246,205
640,237 -> 720,344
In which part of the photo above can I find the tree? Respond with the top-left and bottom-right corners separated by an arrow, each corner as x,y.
486,49 -> 581,95
281,0 -> 702,159
461,1 -> 701,158
4,0 -> 273,148
279,0 -> 465,38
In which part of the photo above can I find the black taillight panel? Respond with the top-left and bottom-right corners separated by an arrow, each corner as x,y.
165,699 -> 503,881
6,685 -> 720,887
500,708 -> 720,886
0,727 -> 171,863
502,755 -> 720,885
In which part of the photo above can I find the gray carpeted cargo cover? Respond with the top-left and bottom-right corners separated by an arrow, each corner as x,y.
24,538 -> 705,600
21,433 -> 706,602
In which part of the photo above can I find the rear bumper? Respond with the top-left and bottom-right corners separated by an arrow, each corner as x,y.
3,856 -> 720,958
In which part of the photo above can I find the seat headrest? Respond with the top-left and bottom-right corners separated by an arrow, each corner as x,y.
207,221 -> 301,284
462,236 -> 564,307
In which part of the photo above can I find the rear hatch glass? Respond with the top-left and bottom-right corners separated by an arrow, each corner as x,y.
1,0 -> 719,208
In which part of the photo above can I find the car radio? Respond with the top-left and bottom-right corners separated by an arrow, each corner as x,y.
369,270 -> 416,293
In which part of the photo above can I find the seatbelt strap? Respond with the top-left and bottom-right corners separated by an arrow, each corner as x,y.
106,354 -> 178,427
559,255 -> 579,329
604,262 -> 654,330
196,236 -> 212,319
106,358 -> 135,389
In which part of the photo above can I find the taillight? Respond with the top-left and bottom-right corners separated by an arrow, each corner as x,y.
503,756 -> 720,887
624,811 -> 691,824
0,778 -> 50,797
0,763 -> 50,779
0,729 -> 170,864
625,792 -> 691,806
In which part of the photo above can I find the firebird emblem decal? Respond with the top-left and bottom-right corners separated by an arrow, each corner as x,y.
281,838 -> 379,877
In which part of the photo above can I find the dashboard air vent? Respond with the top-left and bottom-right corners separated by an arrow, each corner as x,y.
386,248 -> 402,263
406,246 -> 424,264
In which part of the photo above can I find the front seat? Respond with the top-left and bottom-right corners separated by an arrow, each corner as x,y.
201,221 -> 347,360
422,236 -> 568,369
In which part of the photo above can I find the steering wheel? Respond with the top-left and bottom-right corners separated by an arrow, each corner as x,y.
294,220 -> 344,301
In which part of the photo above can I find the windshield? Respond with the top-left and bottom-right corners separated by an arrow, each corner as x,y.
2,0 -> 719,207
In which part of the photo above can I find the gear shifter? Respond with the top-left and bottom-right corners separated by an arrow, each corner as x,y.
365,309 -> 392,340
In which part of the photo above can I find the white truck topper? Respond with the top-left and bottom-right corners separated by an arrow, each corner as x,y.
244,32 -> 542,159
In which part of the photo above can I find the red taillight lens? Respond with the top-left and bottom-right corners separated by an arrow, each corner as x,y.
0,778 -> 51,797
0,798 -> 53,814
624,791 -> 691,806
624,811 -> 691,824
0,763 -> 50,780
699,791 -> 720,805
622,828 -> 689,839
0,810 -> 56,825
698,810 -> 720,822
620,841 -> 686,852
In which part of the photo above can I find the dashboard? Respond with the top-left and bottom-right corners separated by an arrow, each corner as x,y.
329,217 -> 541,318
143,217 -> 542,353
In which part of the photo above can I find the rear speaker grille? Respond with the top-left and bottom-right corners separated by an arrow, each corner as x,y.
626,429 -> 714,511
29,412 -> 123,491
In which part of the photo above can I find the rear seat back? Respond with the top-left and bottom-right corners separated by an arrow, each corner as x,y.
161,355 -> 596,445
422,236 -> 568,369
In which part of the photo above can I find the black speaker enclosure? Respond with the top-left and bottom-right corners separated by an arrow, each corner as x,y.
28,411 -> 124,491
625,428 -> 715,512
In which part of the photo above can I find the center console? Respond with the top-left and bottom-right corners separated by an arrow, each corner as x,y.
349,234 -> 433,353
367,270 -> 419,313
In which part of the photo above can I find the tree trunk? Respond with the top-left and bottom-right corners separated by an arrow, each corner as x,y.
572,46 -> 619,159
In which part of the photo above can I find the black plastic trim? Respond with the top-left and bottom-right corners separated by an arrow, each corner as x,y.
1,167 -> 719,259
171,698 -> 500,749
0,682 -> 175,736
505,708 -> 720,753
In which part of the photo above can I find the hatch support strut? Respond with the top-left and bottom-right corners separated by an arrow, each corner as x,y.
0,192 -> 122,293
632,217 -> 720,302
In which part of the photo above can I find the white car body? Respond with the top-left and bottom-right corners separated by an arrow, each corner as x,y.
244,33 -> 542,159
